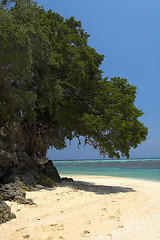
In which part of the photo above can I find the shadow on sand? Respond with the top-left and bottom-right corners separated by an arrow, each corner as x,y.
58,179 -> 136,195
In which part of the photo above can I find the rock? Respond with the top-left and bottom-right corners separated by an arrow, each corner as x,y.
1,150 -> 61,184
17,152 -> 33,169
0,150 -> 62,225
0,151 -> 18,169
23,235 -> 30,239
16,152 -> 39,174
38,157 -> 49,165
33,156 -> 49,166
39,165 -> 45,171
61,177 -> 74,182
14,196 -> 35,205
43,160 -> 61,183
0,201 -> 16,224
0,168 -> 4,179
0,181 -> 36,205
36,175 -> 57,188
0,182 -> 26,201
17,161 -> 26,170
12,153 -> 19,165
3,169 -> 37,189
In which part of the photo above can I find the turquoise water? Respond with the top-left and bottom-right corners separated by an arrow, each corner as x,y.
52,158 -> 160,182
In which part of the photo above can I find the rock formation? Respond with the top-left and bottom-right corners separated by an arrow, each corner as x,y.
0,150 -> 61,224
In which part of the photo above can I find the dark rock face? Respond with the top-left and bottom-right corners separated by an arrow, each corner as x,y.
0,150 -> 61,224
0,201 -> 16,224
0,168 -> 4,179
17,152 -> 38,171
61,177 -> 74,182
0,182 -> 26,201
33,155 -> 49,166
3,169 -> 37,189
43,160 -> 61,183
15,152 -> 61,183
0,151 -> 61,185
0,151 -> 18,170
0,182 -> 35,205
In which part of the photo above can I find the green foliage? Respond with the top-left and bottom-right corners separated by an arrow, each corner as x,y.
0,0 -> 148,158
81,77 -> 148,158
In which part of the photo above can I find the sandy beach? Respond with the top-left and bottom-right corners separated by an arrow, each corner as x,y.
0,175 -> 160,240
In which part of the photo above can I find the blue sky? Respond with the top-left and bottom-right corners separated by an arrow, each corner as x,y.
36,0 -> 160,159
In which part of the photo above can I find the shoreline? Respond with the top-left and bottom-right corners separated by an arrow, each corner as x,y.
0,175 -> 160,240
60,173 -> 160,183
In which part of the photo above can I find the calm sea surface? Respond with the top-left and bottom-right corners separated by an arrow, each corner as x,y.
52,158 -> 160,182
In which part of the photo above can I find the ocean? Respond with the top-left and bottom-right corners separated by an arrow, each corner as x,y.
52,158 -> 160,182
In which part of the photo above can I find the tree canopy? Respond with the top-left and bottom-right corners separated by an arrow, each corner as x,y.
0,0 -> 148,158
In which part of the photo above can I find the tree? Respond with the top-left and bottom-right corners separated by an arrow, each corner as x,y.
0,0 -> 148,159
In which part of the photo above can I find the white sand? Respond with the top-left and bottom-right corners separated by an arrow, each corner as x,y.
0,176 -> 160,240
